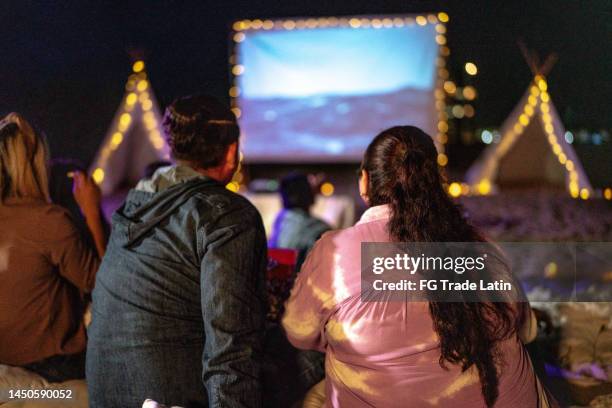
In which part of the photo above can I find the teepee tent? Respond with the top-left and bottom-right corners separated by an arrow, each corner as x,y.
465,53 -> 592,198
89,61 -> 171,197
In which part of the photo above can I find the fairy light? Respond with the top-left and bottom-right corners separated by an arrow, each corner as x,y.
448,182 -> 461,197
306,18 -> 318,28
232,21 -> 247,31
141,99 -> 153,111
463,104 -> 475,118
136,80 -> 148,92
126,93 -> 138,105
349,18 -> 361,28
569,182 -> 579,198
132,61 -> 145,73
544,123 -> 554,134
528,95 -> 537,106
477,179 -> 491,195
149,130 -> 164,149
437,153 -> 448,166
118,113 -> 132,132
233,32 -> 245,43
320,182 -> 335,196
232,65 -> 245,75
229,87 -> 240,98
580,188 -> 589,200
143,111 -> 157,130
513,123 -> 523,134
443,81 -> 456,94
451,105 -> 465,118
92,168 -> 105,184
110,132 -> 123,150
465,62 -> 478,76
462,86 -> 477,100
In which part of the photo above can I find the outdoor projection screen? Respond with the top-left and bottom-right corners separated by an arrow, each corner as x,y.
232,16 -> 443,162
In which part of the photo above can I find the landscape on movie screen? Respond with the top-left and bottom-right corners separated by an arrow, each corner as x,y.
240,86 -> 434,160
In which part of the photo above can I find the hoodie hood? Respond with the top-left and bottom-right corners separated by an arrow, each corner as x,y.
112,166 -> 221,248
134,165 -> 204,194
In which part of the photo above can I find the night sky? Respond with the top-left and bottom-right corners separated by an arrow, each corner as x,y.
2,0 -> 611,177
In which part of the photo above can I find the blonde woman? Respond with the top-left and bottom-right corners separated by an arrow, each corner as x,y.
0,113 -> 106,382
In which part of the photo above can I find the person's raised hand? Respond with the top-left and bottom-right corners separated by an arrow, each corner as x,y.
72,170 -> 102,219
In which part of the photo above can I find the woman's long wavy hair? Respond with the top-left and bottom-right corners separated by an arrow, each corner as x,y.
361,126 -> 526,407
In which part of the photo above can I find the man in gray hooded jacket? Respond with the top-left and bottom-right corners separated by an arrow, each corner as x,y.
86,95 -> 267,408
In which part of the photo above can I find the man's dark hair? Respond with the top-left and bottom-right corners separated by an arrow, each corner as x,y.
162,95 -> 239,169
280,173 -> 314,210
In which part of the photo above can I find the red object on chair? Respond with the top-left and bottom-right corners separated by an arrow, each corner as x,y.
267,248 -> 298,280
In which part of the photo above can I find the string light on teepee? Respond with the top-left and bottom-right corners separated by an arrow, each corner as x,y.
90,60 -> 170,190
448,182 -> 461,197
468,70 -> 593,198
132,60 -> 145,73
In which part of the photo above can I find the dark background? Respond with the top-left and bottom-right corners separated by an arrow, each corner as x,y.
1,0 -> 611,184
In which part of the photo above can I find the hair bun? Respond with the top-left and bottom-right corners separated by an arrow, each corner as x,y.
404,149 -> 425,167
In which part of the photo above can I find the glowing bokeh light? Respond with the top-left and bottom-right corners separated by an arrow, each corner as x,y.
465,62 -> 478,75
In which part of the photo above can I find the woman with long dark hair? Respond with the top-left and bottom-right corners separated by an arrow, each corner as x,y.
283,126 -> 550,407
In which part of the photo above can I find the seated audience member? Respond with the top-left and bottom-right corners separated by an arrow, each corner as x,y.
267,174 -> 330,394
283,126 -> 554,407
0,113 -> 105,382
86,95 -> 268,408
268,173 -> 330,269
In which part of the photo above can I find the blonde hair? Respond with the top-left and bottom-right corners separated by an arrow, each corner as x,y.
0,113 -> 50,203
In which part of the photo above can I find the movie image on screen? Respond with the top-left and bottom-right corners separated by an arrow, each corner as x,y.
234,16 -> 440,162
